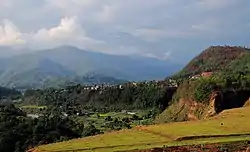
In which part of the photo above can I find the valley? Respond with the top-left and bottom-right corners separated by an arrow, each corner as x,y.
0,46 -> 250,152
1,1 -> 250,151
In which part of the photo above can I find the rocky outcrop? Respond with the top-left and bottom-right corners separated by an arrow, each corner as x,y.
156,90 -> 250,123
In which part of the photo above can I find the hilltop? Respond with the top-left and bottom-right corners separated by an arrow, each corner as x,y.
175,46 -> 250,78
157,46 -> 250,123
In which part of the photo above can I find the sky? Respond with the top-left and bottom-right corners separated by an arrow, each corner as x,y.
0,0 -> 250,64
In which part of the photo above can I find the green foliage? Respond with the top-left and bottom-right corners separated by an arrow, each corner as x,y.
173,75 -> 250,105
0,104 -> 101,152
193,78 -> 217,103
132,115 -> 140,120
21,82 -> 176,113
82,124 -> 102,137
103,117 -> 132,130
155,101 -> 189,123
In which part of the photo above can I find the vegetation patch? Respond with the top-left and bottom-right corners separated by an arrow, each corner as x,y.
33,107 -> 250,152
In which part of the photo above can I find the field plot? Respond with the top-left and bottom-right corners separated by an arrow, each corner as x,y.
33,107 -> 250,152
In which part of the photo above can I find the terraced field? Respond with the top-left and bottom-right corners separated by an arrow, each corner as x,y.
31,107 -> 250,152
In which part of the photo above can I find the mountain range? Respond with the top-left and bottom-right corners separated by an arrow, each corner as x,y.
0,46 -> 181,88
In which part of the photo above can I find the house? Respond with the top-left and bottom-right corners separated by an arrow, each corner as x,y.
27,114 -> 39,119
121,110 -> 127,113
127,112 -> 136,115
62,112 -> 68,117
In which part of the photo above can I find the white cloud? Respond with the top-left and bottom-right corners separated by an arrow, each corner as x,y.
28,16 -> 106,50
34,17 -> 84,41
0,0 -> 249,62
0,17 -> 106,51
0,19 -> 25,45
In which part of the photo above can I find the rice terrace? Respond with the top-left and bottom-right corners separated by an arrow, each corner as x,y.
31,107 -> 250,152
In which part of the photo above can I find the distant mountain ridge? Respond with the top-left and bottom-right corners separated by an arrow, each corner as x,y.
0,46 -> 181,88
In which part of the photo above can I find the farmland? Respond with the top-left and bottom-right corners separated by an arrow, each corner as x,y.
33,107 -> 250,152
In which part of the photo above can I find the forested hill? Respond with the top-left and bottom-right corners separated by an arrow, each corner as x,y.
175,46 -> 250,78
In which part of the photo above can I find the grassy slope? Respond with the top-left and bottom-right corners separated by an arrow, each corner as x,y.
33,107 -> 250,152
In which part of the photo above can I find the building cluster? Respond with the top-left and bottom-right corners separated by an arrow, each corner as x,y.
79,79 -> 178,92
82,84 -> 122,91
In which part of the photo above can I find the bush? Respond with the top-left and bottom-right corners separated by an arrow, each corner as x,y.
193,79 -> 216,103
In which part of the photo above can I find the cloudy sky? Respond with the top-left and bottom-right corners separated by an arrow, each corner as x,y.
0,0 -> 249,63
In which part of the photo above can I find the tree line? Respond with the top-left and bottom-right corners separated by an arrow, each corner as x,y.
0,103 -> 101,152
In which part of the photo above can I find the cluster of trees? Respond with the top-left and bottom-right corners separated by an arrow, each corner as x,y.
101,112 -> 156,131
22,83 -> 176,113
102,117 -> 132,130
0,104 -> 101,152
173,74 -> 250,104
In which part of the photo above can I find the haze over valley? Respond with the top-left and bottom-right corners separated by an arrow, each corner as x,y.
0,1 -> 250,152
0,45 -> 182,88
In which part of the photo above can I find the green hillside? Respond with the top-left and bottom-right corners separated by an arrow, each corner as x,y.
157,46 -> 250,123
223,51 -> 250,75
175,46 -> 249,78
32,107 -> 250,152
